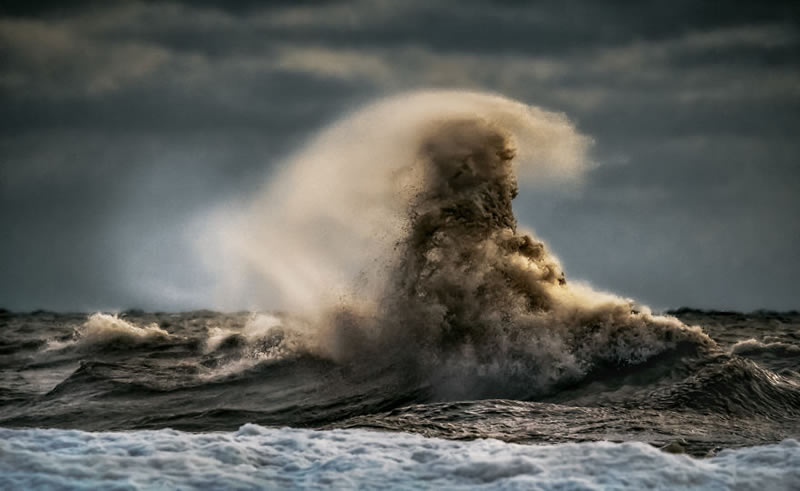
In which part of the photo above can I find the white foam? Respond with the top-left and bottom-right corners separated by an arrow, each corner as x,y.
205,325 -> 238,352
1,425 -> 797,490
80,313 -> 170,342
199,314 -> 308,380
45,313 -> 171,351
205,313 -> 285,353
731,338 -> 800,356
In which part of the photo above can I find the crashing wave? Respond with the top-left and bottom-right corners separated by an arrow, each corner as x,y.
313,117 -> 713,397
46,313 -> 170,351
210,91 -> 716,397
731,339 -> 800,357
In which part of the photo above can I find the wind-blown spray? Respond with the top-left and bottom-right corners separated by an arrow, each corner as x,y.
216,90 -> 714,399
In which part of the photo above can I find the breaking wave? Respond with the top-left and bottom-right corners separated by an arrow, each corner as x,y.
45,313 -> 171,351
732,339 -> 800,357
205,90 -> 717,398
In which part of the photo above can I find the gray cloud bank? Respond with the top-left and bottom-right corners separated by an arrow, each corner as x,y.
1,0 -> 798,311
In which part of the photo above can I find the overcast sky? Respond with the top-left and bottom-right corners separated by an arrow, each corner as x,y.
1,0 -> 798,312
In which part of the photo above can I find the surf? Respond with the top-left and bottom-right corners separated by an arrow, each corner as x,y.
199,91 -> 716,399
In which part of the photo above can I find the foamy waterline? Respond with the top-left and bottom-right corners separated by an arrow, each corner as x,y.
1,425 -> 798,490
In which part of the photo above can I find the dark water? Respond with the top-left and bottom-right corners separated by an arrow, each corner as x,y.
1,308 -> 798,457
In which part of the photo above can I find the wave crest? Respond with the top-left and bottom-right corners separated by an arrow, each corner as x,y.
46,313 -> 171,351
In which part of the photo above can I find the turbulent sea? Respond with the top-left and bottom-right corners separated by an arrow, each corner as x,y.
3,92 -> 799,489
1,309 -> 799,489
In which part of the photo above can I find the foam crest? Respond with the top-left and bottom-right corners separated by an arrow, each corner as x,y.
731,339 -> 800,356
81,313 -> 170,342
46,313 -> 170,350
200,314 -> 317,379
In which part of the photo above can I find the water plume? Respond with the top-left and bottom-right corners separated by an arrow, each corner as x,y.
215,90 -> 590,310
215,90 -> 714,398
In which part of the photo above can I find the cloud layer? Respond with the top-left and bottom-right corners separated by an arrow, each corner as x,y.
1,0 -> 798,311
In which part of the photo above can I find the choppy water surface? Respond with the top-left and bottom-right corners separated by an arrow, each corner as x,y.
1,309 -> 798,458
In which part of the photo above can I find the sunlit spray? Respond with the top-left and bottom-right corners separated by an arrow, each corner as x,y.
207,90 -> 714,398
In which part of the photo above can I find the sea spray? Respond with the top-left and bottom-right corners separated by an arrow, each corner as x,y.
212,90 -> 590,311
211,90 -> 715,398
315,117 -> 713,398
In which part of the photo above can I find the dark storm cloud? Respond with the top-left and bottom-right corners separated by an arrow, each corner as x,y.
1,0 -> 798,310
0,73 -> 361,133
